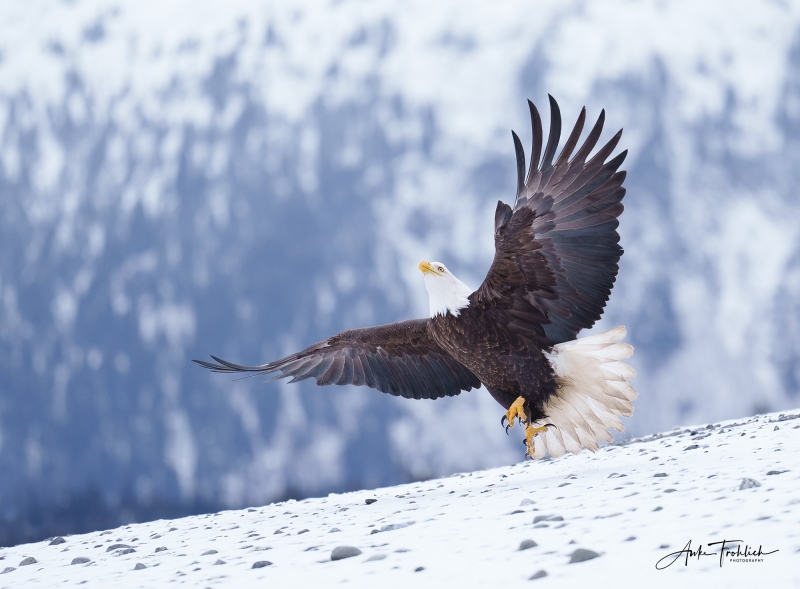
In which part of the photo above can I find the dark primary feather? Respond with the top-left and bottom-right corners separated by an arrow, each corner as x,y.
474,95 -> 628,346
193,319 -> 481,400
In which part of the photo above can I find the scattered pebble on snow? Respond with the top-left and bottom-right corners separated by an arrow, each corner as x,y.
568,549 -> 600,563
529,570 -> 548,580
739,478 -> 761,490
331,546 -> 362,561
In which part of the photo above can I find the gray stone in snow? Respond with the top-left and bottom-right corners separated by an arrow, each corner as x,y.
118,548 -> 136,555
533,515 -> 563,524
766,470 -> 788,475
739,478 -> 761,490
155,546 -> 167,552
654,473 -> 668,477
134,563 -> 146,570
19,557 -> 37,566
331,546 -> 362,561
568,549 -> 600,563
49,536 -> 66,546
201,550 -> 218,555
328,528 -> 341,533
214,559 -> 225,565
529,570 -> 548,580
520,498 -> 535,506
379,521 -> 415,532
252,560 -> 272,569
684,445 -> 700,451
365,498 -> 377,505
106,544 -> 131,552
71,557 -> 91,565
518,539 -> 538,551
365,554 -> 386,561
1,567 -> 14,574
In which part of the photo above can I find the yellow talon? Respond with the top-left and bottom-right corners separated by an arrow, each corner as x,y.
524,424 -> 551,457
503,396 -> 527,430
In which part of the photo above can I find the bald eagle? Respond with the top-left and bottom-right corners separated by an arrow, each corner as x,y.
195,96 -> 637,459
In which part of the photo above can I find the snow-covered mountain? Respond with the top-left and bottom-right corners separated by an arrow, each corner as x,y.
2,0 -> 800,546
1,408 -> 797,588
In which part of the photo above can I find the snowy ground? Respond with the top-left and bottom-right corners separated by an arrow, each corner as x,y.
2,409 -> 798,588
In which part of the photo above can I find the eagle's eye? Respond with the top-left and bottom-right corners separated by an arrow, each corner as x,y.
438,266 -> 444,273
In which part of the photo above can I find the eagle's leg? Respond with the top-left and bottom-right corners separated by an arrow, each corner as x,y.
524,424 -> 548,457
501,396 -> 527,433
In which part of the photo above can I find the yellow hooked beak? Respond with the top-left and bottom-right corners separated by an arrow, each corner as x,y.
418,260 -> 442,276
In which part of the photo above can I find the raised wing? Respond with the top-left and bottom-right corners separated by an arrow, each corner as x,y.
194,319 -> 481,400
474,96 -> 628,346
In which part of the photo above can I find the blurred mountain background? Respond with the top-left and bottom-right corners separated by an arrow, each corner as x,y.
1,0 -> 799,546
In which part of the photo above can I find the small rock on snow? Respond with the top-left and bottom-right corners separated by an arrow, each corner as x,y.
378,521 -> 415,533
654,473 -> 668,477
19,557 -> 37,566
520,498 -> 535,506
155,547 -> 167,552
49,536 -> 66,546
415,566 -> 424,572
252,561 -> 272,569
365,498 -> 377,505
529,570 -> 548,580
766,470 -> 788,475
201,550 -> 218,555
106,544 -> 131,552
518,539 -> 537,551
568,549 -> 600,563
739,478 -> 761,490
134,563 -> 146,570
1,568 -> 15,574
329,528 -> 341,533
214,559 -> 225,565
71,557 -> 91,565
331,546 -> 362,561
533,515 -> 563,523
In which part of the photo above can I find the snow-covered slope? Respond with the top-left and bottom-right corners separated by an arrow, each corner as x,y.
3,0 -> 800,546
2,409 -> 797,588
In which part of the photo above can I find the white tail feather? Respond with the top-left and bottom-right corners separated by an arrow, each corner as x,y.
536,326 -> 638,458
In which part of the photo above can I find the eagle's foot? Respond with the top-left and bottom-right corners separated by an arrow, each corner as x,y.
524,423 -> 554,458
501,396 -> 527,433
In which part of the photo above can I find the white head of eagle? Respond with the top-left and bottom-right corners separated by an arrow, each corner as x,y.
418,260 -> 473,318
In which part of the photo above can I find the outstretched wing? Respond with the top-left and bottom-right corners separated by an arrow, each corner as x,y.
473,95 -> 628,346
194,319 -> 481,400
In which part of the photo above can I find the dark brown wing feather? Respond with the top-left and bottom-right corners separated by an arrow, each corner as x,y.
474,95 -> 628,346
193,319 -> 481,400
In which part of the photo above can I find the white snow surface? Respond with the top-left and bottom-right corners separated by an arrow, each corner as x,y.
2,408 -> 798,588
